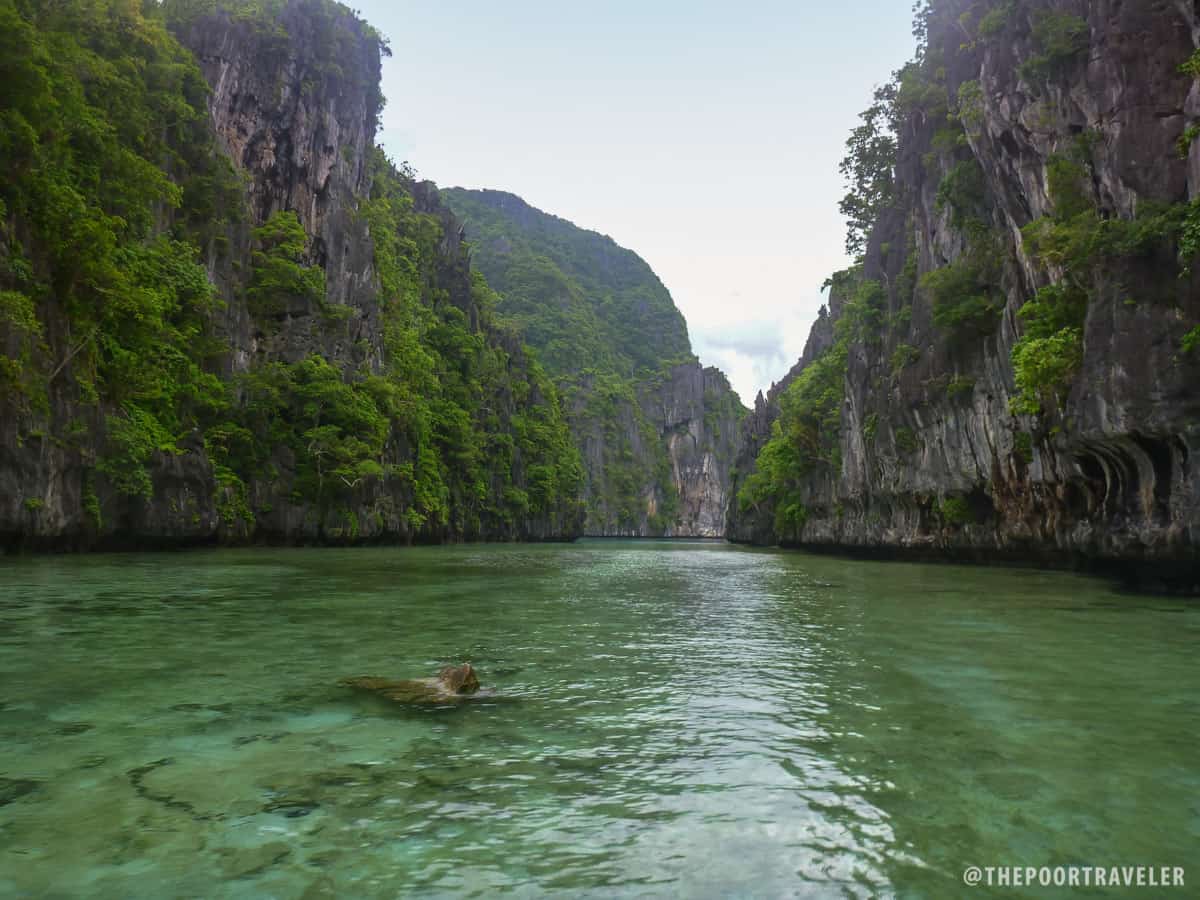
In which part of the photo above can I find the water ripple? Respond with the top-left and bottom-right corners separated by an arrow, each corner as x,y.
0,543 -> 1196,897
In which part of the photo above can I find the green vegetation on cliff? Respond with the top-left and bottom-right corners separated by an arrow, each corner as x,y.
0,0 -> 238,463
0,0 -> 581,544
736,270 -> 880,539
1012,142 -> 1200,416
441,188 -> 694,377
839,85 -> 899,257
731,0 -> 1200,556
564,372 -> 677,533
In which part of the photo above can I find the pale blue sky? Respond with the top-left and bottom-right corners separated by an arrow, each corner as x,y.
356,1 -> 917,403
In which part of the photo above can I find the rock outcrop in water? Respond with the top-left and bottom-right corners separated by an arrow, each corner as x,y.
341,663 -> 481,704
728,0 -> 1200,589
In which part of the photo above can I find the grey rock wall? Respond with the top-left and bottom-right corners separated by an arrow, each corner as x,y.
573,363 -> 744,537
645,365 -> 743,537
728,0 -> 1200,589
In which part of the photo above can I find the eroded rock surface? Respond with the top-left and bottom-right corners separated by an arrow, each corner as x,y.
341,663 -> 481,704
571,364 -> 745,537
727,0 -> 1200,589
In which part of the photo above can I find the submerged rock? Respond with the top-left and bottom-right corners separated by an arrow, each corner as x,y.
219,842 -> 292,879
340,663 -> 481,705
263,797 -> 319,818
0,777 -> 39,807
233,732 -> 289,748
299,877 -> 338,900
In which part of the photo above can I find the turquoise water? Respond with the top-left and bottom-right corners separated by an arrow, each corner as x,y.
0,541 -> 1196,898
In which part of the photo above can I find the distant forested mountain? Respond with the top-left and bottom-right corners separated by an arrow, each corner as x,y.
441,188 -> 693,377
443,189 -> 744,536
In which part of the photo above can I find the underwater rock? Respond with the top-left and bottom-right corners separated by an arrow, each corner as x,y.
263,798 -> 319,818
233,732 -> 290,748
340,663 -> 480,704
0,777 -> 39,807
219,842 -> 292,879
127,758 -> 221,821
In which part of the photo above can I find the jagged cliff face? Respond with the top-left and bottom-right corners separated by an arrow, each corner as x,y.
0,0 -> 583,548
176,0 -> 383,370
443,188 -> 747,537
729,0 -> 1200,587
175,3 -> 584,544
650,366 -> 743,536
571,364 -> 742,537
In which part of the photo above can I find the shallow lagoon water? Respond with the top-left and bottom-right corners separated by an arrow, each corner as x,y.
0,541 -> 1196,898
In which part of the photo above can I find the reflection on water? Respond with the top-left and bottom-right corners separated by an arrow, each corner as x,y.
0,542 -> 1197,898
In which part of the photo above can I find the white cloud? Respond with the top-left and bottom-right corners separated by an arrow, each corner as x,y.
690,304 -> 819,406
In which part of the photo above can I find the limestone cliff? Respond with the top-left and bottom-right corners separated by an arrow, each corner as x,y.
729,0 -> 1200,589
569,364 -> 743,537
0,0 -> 583,549
174,0 -> 384,368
